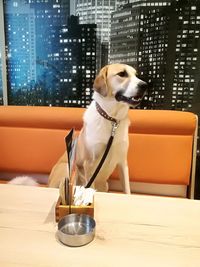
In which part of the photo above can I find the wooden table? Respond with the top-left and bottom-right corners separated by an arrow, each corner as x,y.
0,184 -> 200,267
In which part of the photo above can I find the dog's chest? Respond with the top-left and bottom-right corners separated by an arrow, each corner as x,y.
84,118 -> 129,163
85,117 -> 128,144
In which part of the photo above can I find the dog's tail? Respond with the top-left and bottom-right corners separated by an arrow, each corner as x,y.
8,176 -> 39,186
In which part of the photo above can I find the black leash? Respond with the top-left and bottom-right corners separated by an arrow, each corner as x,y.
85,121 -> 119,188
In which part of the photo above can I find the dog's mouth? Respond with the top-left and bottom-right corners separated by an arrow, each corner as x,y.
115,92 -> 144,106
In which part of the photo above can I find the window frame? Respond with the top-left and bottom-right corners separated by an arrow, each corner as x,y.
0,1 -> 8,105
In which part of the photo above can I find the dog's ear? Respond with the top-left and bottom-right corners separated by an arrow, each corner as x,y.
93,65 -> 109,97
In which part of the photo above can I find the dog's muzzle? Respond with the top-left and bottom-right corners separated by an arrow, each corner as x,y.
115,81 -> 148,107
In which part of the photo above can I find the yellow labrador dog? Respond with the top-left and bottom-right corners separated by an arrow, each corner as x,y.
48,63 -> 147,193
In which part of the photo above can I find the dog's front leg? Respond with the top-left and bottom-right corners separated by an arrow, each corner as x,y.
117,161 -> 131,194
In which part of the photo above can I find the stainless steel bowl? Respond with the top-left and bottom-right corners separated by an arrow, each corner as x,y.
57,214 -> 96,247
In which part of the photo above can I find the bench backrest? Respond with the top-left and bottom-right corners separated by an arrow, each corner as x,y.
0,106 -> 197,198
110,110 -> 198,198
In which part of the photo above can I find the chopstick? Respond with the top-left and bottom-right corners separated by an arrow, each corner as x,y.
68,170 -> 76,214
64,129 -> 77,214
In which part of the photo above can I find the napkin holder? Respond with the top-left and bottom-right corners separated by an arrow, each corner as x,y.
55,197 -> 94,222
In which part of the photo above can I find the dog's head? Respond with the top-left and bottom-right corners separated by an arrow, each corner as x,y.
93,63 -> 148,107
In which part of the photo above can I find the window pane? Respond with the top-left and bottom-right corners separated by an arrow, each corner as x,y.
3,0 -> 96,107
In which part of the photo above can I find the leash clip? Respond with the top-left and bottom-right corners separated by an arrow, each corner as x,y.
111,121 -> 119,137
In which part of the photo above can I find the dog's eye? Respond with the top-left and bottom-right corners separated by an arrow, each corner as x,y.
117,71 -> 128,78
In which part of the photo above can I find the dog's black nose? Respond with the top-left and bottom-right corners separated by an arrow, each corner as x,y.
138,81 -> 148,92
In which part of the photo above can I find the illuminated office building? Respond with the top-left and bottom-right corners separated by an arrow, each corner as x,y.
75,0 -> 117,69
4,1 -> 36,93
75,0 -> 116,42
110,0 -> 200,112
4,0 -> 70,105
58,16 -> 96,107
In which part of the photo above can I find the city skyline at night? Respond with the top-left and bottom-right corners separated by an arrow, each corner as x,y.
0,0 -> 199,115
110,0 -> 200,115
0,0 -> 98,107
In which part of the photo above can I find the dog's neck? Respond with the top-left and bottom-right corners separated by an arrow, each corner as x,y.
93,92 -> 129,121
95,102 -> 118,124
